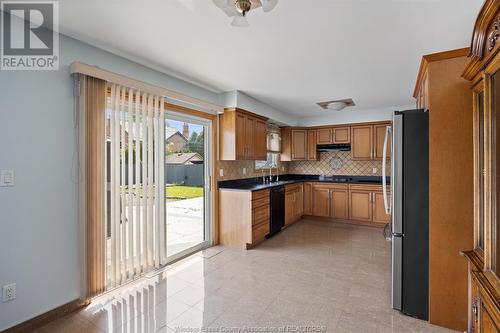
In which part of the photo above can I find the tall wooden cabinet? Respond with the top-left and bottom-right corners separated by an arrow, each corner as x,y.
219,108 -> 268,160
461,1 -> 500,332
413,49 -> 474,331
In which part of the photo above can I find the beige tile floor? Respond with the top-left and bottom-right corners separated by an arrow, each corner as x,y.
35,219 -> 457,333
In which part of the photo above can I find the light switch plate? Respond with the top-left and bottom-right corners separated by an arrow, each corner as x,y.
219,169 -> 224,177
0,170 -> 14,187
243,167 -> 246,175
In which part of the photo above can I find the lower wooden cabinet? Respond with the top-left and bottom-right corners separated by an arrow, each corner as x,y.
312,186 -> 330,217
373,191 -> 391,223
349,185 -> 391,224
349,190 -> 372,221
303,182 -> 313,215
331,188 -> 348,219
219,189 -> 270,249
311,184 -> 349,219
285,183 -> 303,225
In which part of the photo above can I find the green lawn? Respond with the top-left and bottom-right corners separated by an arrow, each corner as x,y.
166,185 -> 203,200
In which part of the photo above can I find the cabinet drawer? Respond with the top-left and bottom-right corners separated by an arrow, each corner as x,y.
313,183 -> 348,190
252,190 -> 270,201
349,184 -> 383,191
252,222 -> 270,244
285,183 -> 302,192
252,206 -> 270,225
252,196 -> 270,209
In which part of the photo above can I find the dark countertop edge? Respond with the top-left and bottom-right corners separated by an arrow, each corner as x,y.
218,175 -> 390,192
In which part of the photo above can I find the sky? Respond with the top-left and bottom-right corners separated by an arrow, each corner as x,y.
166,119 -> 203,138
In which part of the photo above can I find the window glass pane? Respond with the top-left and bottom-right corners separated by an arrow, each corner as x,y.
255,152 -> 279,170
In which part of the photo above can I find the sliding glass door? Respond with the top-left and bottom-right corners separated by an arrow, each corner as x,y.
164,111 -> 211,262
104,86 -> 212,290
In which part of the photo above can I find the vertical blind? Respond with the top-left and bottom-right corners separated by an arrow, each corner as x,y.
107,83 -> 167,289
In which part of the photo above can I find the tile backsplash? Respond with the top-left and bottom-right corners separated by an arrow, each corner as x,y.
285,151 -> 389,176
217,151 -> 388,181
217,160 -> 288,181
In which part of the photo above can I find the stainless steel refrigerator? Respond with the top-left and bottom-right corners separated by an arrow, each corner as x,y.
383,109 -> 429,320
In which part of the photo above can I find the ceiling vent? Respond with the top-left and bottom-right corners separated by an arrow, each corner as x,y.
317,99 -> 355,111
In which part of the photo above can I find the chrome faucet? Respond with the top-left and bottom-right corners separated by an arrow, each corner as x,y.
269,167 -> 273,183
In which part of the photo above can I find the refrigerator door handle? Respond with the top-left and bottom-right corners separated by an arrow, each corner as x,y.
382,125 -> 392,215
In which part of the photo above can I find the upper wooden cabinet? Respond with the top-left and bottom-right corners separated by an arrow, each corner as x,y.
351,123 -> 391,160
317,128 -> 333,144
374,124 -> 392,159
351,125 -> 373,160
316,126 -> 350,144
333,127 -> 350,144
281,128 -> 308,161
292,130 -> 307,160
307,130 -> 318,160
254,118 -> 268,161
219,108 -> 268,161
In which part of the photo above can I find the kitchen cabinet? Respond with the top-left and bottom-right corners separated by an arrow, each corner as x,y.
281,128 -> 308,161
312,184 -> 349,219
349,184 -> 391,224
244,116 -> 255,159
349,189 -> 372,221
307,130 -> 318,160
331,189 -> 348,219
374,124 -> 392,160
254,118 -> 268,160
333,127 -> 350,144
219,108 -> 268,160
351,123 -> 391,160
317,128 -> 333,144
219,189 -> 270,249
317,126 -> 350,144
351,125 -> 373,160
285,183 -> 303,225
461,3 -> 500,332
312,186 -> 330,217
303,182 -> 312,215
372,192 -> 390,223
291,130 -> 307,160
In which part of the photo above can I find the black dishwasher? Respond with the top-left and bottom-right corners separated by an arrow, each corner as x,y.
267,186 -> 285,238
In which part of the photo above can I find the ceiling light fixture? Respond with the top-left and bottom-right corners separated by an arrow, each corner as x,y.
317,99 -> 356,111
213,0 -> 279,27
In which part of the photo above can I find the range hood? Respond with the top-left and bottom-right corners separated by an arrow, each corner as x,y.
317,143 -> 351,152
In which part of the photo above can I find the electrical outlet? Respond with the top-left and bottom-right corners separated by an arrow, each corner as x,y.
0,170 -> 14,187
243,167 -> 246,175
219,169 -> 224,177
372,167 -> 378,174
2,283 -> 16,302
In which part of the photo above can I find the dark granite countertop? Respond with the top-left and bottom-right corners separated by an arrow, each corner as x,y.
218,174 -> 390,192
